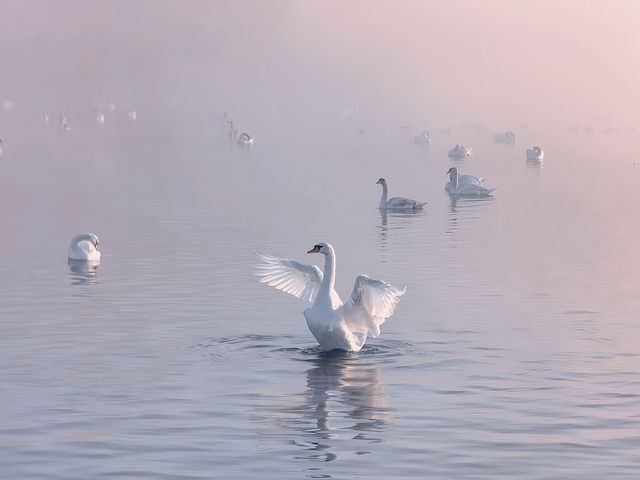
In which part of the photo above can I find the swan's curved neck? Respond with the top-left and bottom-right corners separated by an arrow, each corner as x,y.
379,183 -> 388,208
450,171 -> 459,190
319,248 -> 336,298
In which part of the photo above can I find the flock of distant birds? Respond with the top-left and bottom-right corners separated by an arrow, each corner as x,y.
0,99 -> 137,157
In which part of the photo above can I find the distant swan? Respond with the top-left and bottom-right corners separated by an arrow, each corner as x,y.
255,242 -> 405,352
68,233 -> 101,261
445,167 -> 493,196
0,138 -> 3,157
526,146 -> 544,162
414,130 -> 431,145
376,178 -> 426,210
237,132 -> 253,146
494,131 -> 516,144
448,144 -> 472,159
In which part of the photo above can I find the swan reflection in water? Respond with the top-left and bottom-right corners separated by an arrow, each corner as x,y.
378,208 -> 423,248
273,350 -> 390,466
68,259 -> 100,286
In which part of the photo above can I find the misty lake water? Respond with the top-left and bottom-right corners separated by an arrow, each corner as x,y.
1,113 -> 640,479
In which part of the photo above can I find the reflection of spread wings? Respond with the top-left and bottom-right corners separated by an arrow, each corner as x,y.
339,275 -> 406,338
254,252 -> 323,303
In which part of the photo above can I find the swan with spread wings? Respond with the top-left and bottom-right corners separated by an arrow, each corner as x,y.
255,242 -> 405,351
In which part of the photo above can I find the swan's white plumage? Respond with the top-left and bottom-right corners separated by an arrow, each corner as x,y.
445,167 -> 493,196
255,252 -> 323,303
255,243 -> 405,351
68,233 -> 101,261
377,178 -> 426,210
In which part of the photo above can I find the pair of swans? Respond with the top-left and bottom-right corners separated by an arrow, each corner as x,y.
256,243 -> 405,352
445,167 -> 494,197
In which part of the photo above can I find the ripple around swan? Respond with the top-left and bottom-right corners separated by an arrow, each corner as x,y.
194,335 -> 427,363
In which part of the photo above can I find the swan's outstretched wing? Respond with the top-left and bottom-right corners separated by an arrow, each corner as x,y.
255,252 -> 323,302
339,275 -> 406,338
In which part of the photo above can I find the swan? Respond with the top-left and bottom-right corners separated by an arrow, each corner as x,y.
237,132 -> 253,146
526,146 -> 544,162
445,167 -> 493,196
376,178 -> 426,210
95,111 -> 105,124
448,144 -> 472,159
494,131 -> 516,144
0,138 -> 3,157
414,130 -> 431,145
255,242 -> 405,352
127,110 -> 137,120
59,114 -> 70,131
68,233 -> 101,261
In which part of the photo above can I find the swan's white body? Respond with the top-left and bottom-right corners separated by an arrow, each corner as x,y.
127,110 -> 137,120
255,243 -> 405,352
237,132 -> 253,146
377,178 -> 426,210
414,130 -> 431,145
95,112 -> 105,124
445,167 -> 493,196
68,233 -> 101,261
494,131 -> 516,144
448,144 -> 472,158
526,146 -> 544,162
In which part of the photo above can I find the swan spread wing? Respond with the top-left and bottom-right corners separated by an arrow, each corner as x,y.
339,275 -> 406,338
255,252 -> 323,302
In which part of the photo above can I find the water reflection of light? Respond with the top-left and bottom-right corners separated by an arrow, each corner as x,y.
273,351 -> 390,472
378,208 -> 423,249
68,259 -> 100,286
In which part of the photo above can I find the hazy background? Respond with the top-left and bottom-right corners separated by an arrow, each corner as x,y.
2,0 -> 640,143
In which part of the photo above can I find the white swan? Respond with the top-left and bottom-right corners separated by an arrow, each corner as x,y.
237,132 -> 253,146
445,167 -> 493,196
95,111 -> 105,124
255,243 -> 405,352
68,233 -> 101,261
494,131 -> 516,144
0,138 -> 3,157
376,178 -> 426,210
526,146 -> 544,162
448,144 -> 472,159
127,110 -> 137,120
414,130 -> 431,145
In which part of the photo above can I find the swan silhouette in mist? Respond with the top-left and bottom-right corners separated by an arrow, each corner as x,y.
526,145 -> 544,163
255,242 -> 405,351
448,144 -> 472,159
68,233 -> 101,261
376,178 -> 426,210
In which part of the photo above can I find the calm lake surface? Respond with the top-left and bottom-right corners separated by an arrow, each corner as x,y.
1,113 -> 640,479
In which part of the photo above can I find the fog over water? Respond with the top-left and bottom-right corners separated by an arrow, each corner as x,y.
1,2 -> 640,479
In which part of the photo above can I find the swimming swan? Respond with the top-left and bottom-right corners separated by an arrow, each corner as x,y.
448,144 -> 472,159
255,242 -> 405,351
376,178 -> 426,210
526,146 -> 544,162
237,132 -> 253,146
445,167 -> 493,196
494,131 -> 517,144
68,233 -> 101,261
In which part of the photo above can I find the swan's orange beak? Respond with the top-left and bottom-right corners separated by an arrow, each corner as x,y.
307,245 -> 321,254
